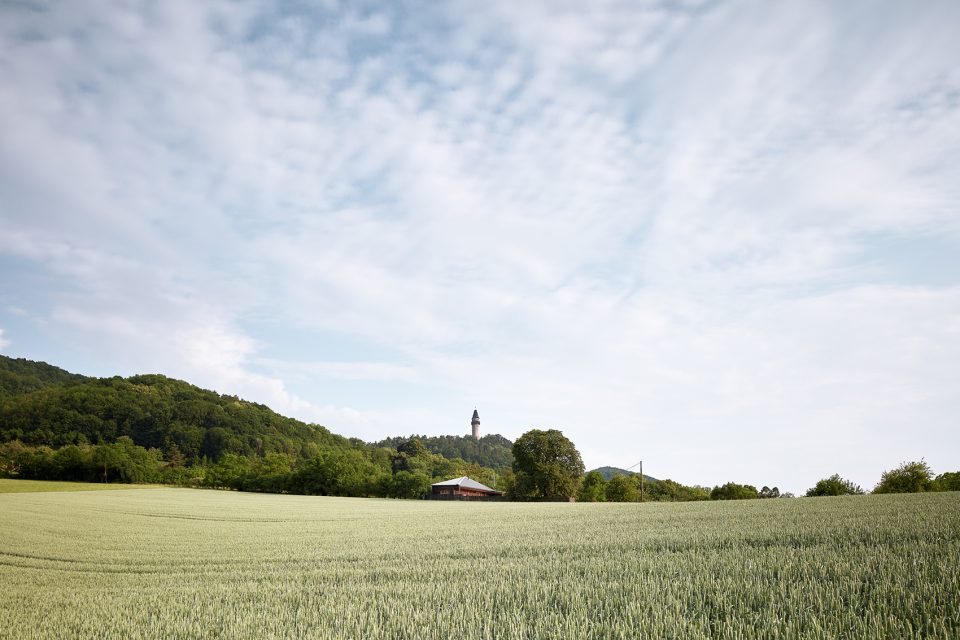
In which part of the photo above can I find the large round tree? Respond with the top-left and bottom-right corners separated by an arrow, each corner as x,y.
511,429 -> 584,500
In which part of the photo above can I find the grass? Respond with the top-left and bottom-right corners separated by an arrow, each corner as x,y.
1,489 -> 958,639
0,478 -> 158,493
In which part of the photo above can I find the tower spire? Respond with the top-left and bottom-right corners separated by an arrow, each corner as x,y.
471,408 -> 480,440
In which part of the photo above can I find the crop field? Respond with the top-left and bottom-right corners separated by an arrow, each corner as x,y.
0,479 -> 157,493
1,488 -> 958,640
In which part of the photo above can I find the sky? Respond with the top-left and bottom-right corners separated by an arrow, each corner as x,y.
1,0 -> 958,494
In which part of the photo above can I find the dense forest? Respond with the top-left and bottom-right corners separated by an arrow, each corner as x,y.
0,356 -> 503,497
373,433 -> 514,471
0,356 -> 85,399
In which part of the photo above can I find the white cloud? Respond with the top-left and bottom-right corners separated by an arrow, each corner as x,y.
1,0 -> 958,492
257,359 -> 421,384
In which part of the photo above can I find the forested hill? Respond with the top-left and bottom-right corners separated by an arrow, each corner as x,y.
0,355 -> 506,496
0,356 -> 85,399
0,355 -> 353,462
592,466 -> 658,483
373,434 -> 513,471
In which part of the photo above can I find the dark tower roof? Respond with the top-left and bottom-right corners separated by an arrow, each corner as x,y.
471,409 -> 480,421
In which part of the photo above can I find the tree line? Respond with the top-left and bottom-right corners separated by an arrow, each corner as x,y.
0,436 -> 502,498
2,357 -> 956,501
506,429 -> 959,502
0,356 -> 507,497
2,425 -> 956,501
373,433 -> 513,471
804,462 -> 960,496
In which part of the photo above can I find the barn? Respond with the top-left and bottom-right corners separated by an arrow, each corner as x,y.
430,476 -> 504,499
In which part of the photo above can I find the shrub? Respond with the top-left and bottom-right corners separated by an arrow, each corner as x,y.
806,474 -> 864,497
873,460 -> 933,494
710,482 -> 759,500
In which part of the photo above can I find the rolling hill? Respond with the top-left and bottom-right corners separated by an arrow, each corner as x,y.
0,355 -> 363,462
591,466 -> 658,483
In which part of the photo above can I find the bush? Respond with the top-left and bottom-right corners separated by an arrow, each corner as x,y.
646,478 -> 710,502
710,482 -> 759,500
933,471 -> 960,492
576,471 -> 607,502
873,460 -> 933,494
380,471 -> 432,499
806,474 -> 864,497
605,475 -> 639,502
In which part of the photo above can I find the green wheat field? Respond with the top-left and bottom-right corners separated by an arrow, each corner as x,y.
1,482 -> 958,639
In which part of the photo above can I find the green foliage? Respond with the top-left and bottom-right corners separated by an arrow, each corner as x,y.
12,445 -> 57,479
806,474 -> 864,497
385,438 -> 501,489
375,433 -> 513,471
710,482 -> 760,501
933,471 -> 960,492
0,356 -> 511,498
511,429 -> 584,500
91,436 -> 163,483
290,448 -> 387,497
646,478 -> 710,502
380,471 -> 432,499
0,369 -> 347,461
201,453 -> 251,489
0,355 -> 85,400
874,460 -> 934,494
576,470 -> 607,502
605,474 -> 639,502
0,435 -> 507,498
0,440 -> 27,476
396,437 -> 428,458
1,437 -> 165,484
496,469 -> 516,496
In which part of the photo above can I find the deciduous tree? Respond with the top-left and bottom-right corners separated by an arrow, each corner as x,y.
576,470 -> 607,502
604,474 -> 638,502
874,460 -> 933,494
933,471 -> 960,492
806,474 -> 864,497
759,486 -> 780,499
710,482 -> 759,500
511,429 -> 584,500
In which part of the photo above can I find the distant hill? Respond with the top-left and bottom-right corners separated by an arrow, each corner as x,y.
592,466 -> 658,483
374,433 -> 513,471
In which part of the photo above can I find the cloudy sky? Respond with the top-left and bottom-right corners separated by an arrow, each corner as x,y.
1,0 -> 958,493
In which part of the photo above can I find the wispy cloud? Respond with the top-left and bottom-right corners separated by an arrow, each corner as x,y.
1,0 -> 958,491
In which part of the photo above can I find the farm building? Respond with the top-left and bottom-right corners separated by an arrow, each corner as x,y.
430,476 -> 503,499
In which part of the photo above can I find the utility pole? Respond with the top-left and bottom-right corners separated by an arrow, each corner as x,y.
640,460 -> 644,503
625,460 -> 644,503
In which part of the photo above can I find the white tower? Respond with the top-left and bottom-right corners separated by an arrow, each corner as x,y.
471,409 -> 480,440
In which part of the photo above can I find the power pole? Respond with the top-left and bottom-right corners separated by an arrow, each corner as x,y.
640,460 -> 644,503
625,459 -> 644,503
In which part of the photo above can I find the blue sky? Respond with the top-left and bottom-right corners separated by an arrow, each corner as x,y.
1,0 -> 958,493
